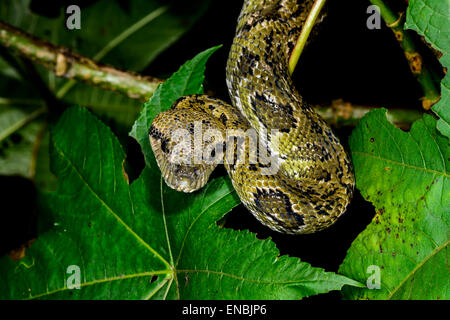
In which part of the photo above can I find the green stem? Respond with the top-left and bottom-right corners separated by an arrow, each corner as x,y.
369,0 -> 441,110
288,0 -> 327,74
93,6 -> 169,62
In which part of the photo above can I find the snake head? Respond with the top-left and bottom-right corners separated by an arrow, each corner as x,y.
156,160 -> 214,193
149,112 -> 219,193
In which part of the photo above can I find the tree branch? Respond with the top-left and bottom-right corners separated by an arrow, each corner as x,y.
316,99 -> 421,129
0,21 -> 162,101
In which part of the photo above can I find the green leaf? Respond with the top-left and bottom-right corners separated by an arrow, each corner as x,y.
405,0 -> 450,138
0,106 -> 361,299
340,109 -> 449,300
0,55 -> 52,183
130,45 -> 222,166
0,106 -> 43,176
0,91 -> 56,191
61,82 -> 143,129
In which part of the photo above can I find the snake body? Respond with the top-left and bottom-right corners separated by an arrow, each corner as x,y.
149,0 -> 355,234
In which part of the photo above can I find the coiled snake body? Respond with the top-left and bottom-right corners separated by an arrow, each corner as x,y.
150,0 -> 354,234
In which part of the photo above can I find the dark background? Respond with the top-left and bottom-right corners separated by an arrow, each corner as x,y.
0,0 -> 440,300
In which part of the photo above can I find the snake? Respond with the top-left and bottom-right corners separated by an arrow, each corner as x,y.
149,0 -> 355,234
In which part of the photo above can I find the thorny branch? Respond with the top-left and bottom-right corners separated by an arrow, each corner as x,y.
0,21 -> 162,101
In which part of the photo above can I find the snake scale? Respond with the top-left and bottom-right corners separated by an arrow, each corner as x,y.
149,0 -> 355,234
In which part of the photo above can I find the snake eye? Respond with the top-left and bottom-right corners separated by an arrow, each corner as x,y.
160,139 -> 169,154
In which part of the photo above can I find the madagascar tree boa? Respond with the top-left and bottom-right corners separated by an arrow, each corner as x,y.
150,0 -> 355,234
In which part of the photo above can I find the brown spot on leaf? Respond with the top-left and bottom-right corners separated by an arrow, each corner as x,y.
8,239 -> 36,262
122,163 -> 129,184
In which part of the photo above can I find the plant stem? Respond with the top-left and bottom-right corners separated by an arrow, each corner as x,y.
0,21 -> 162,101
369,0 -> 441,110
288,0 -> 327,75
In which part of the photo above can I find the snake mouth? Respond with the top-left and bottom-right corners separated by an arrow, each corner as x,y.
160,161 -> 214,193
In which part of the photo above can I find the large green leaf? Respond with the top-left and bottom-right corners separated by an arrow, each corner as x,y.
340,109 -> 449,299
0,106 -> 361,299
405,0 -> 450,138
